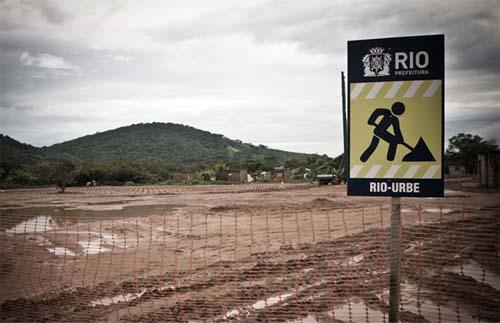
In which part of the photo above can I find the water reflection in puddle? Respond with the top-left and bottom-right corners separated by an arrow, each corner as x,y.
90,289 -> 147,307
401,208 -> 456,214
6,216 -> 55,234
334,300 -> 385,323
252,293 -> 294,310
400,283 -> 476,323
444,189 -> 469,196
2,204 -> 179,234
444,260 -> 500,291
288,313 -> 320,323
424,208 -> 455,214
377,283 -> 477,323
78,240 -> 111,254
3,208 -> 159,255
46,247 -> 76,257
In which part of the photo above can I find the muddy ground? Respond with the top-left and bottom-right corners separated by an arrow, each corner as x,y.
0,178 -> 498,322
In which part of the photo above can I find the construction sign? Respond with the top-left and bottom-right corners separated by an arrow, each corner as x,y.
347,35 -> 444,197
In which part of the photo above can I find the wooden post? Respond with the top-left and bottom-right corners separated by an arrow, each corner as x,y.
389,196 -> 401,322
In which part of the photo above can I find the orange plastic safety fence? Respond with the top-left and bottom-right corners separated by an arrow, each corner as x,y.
0,204 -> 498,322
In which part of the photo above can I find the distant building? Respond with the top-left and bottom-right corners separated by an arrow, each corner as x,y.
478,151 -> 500,188
447,162 -> 467,177
217,170 -> 248,182
169,172 -> 194,181
258,171 -> 271,180
271,167 -> 292,181
247,174 -> 255,183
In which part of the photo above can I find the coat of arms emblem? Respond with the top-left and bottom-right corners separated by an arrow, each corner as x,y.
362,47 -> 391,77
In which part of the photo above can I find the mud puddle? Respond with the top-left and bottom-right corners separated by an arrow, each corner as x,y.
443,260 -> 500,291
90,289 -> 147,307
333,299 -> 385,323
444,189 -> 470,197
6,215 -> 55,234
1,204 -> 180,232
46,246 -> 76,256
78,240 -> 111,254
252,292 -> 294,309
401,208 -> 457,214
379,283 -> 477,323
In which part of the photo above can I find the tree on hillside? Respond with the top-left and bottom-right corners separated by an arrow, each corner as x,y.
213,161 -> 228,172
446,133 -> 497,173
6,169 -> 37,186
243,158 -> 264,173
284,158 -> 301,169
262,156 -> 279,170
34,159 -> 79,192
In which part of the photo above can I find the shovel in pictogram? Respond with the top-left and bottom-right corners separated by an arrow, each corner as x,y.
401,137 -> 435,162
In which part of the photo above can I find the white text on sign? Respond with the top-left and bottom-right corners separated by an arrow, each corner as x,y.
369,182 -> 420,193
395,51 -> 429,69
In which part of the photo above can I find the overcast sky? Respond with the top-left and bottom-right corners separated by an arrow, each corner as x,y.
1,0 -> 499,156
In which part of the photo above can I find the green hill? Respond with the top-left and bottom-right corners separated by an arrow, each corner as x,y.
0,134 -> 44,168
2,122 -> 305,166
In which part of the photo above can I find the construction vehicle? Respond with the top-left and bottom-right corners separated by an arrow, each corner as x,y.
315,162 -> 342,186
317,174 -> 340,186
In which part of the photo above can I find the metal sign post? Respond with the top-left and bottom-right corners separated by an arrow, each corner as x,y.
342,71 -> 348,182
346,35 -> 444,322
389,196 -> 401,323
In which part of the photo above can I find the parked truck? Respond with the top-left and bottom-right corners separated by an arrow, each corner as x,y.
317,174 -> 340,186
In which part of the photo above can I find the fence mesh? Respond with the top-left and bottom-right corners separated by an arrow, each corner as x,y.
0,185 -> 498,322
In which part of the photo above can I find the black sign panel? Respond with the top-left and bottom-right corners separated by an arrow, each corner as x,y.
347,35 -> 444,197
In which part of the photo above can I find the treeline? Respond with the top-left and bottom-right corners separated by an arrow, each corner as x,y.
3,132 -> 495,190
1,160 -> 184,188
0,154 -> 342,190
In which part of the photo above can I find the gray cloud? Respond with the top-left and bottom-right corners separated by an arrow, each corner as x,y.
35,0 -> 67,24
20,52 -> 78,70
0,1 -> 63,34
0,101 -> 34,111
0,0 -> 498,156
151,0 -> 499,75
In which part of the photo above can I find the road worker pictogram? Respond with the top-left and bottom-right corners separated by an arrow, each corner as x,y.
360,101 -> 435,163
